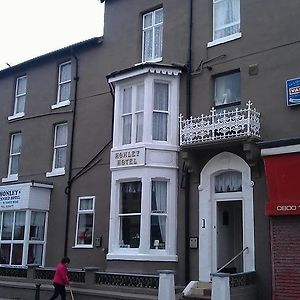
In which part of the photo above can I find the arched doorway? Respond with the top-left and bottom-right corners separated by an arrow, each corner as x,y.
198,152 -> 255,282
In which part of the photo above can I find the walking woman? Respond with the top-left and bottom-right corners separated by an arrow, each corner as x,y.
49,257 -> 70,300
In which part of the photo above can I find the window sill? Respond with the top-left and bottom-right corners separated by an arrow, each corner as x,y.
51,100 -> 70,110
207,32 -> 242,48
141,57 -> 163,64
8,112 -> 25,121
107,252 -> 178,262
2,175 -> 18,183
72,245 -> 93,249
46,168 -> 65,178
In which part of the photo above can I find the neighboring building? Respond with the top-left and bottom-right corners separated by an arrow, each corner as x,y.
1,1 -> 300,299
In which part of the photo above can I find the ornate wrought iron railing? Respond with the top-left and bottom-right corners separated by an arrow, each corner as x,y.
0,266 -> 27,278
179,101 -> 260,146
35,267 -> 85,283
95,272 -> 159,289
229,271 -> 256,288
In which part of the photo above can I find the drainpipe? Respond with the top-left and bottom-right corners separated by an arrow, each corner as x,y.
184,0 -> 193,285
64,51 -> 79,257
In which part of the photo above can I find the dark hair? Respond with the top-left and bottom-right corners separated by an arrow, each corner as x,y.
61,256 -> 70,264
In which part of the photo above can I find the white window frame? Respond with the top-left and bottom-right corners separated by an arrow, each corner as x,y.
120,83 -> 145,145
46,123 -> 67,177
8,76 -> 27,120
2,133 -> 22,183
107,168 -> 177,262
152,81 -> 169,142
0,210 -> 48,267
142,8 -> 163,62
52,61 -> 71,109
208,0 -> 241,48
74,196 -> 95,248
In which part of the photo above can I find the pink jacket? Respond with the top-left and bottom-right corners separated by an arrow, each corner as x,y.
53,263 -> 69,286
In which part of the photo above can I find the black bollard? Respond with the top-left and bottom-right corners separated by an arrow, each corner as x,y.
35,283 -> 41,300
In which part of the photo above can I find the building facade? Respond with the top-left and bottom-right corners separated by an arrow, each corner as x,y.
1,0 -> 300,299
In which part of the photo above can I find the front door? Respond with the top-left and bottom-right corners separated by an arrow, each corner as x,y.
216,200 -> 243,273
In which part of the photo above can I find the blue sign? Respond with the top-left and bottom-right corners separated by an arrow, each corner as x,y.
286,77 -> 300,106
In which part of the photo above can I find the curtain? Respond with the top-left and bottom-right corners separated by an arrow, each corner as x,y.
153,83 -> 168,141
2,212 -> 14,240
16,95 -> 25,113
214,0 -> 240,39
152,181 -> 167,243
215,171 -> 242,193
17,77 -> 27,94
30,212 -> 45,240
14,212 -> 25,240
59,82 -> 71,102
55,124 -> 68,146
55,147 -> 67,169
80,198 -> 93,210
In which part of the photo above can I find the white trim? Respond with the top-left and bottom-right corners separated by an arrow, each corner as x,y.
46,168 -> 65,177
56,61 -> 71,105
74,196 -> 95,248
207,32 -> 242,48
198,152 -> 255,282
8,112 -> 25,121
261,144 -> 300,156
2,174 -> 18,183
51,100 -> 70,110
107,253 -> 177,261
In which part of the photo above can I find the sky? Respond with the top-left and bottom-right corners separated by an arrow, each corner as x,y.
0,0 -> 104,71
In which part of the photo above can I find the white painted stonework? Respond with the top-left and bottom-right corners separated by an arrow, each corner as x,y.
198,152 -> 255,282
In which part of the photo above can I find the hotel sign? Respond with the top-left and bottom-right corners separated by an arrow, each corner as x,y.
0,188 -> 22,210
110,147 -> 145,169
286,77 -> 300,106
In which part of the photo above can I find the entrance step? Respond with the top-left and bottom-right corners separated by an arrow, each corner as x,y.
181,281 -> 211,300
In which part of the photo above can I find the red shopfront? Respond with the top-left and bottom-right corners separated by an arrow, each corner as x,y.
262,149 -> 300,300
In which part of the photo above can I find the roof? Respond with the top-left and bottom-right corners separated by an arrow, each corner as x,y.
0,37 -> 103,78
107,62 -> 185,82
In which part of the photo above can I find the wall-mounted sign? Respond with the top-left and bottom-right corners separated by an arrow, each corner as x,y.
286,77 -> 300,106
0,188 -> 22,210
110,147 -> 145,169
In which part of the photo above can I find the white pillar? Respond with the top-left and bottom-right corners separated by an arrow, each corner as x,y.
211,274 -> 230,300
158,270 -> 176,300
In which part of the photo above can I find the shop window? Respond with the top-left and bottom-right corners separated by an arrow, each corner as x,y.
119,182 -> 142,248
214,72 -> 240,107
75,197 -> 94,247
142,8 -> 163,62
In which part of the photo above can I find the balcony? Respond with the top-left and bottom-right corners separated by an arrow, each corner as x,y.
179,101 -> 261,147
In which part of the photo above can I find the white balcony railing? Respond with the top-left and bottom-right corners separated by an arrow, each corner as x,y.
179,101 -> 260,146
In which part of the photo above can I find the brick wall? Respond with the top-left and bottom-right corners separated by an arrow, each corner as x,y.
271,216 -> 300,300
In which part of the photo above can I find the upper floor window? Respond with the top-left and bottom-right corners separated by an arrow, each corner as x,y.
153,82 -> 169,141
212,0 -> 240,42
14,76 -> 27,116
122,85 -> 144,145
52,62 -> 71,109
46,123 -> 68,177
142,8 -> 163,62
75,197 -> 95,247
214,71 -> 240,107
2,133 -> 22,183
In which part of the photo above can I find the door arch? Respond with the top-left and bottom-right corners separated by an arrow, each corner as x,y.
198,152 -> 255,282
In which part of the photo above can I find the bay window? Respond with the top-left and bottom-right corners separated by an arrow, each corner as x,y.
153,82 -> 169,141
0,210 -> 46,266
119,182 -> 142,248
